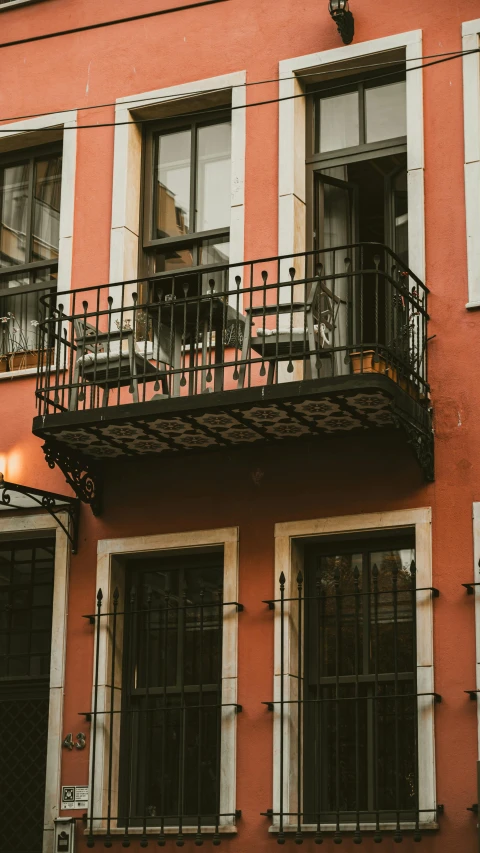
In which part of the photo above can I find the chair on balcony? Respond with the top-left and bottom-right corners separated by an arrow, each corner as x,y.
237,270 -> 345,388
69,318 -> 171,411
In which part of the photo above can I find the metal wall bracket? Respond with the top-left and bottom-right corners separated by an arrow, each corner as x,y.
0,473 -> 80,553
42,440 -> 102,516
391,406 -> 434,482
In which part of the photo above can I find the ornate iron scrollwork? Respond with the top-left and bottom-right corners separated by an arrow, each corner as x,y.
42,441 -> 103,516
390,407 -> 434,483
0,473 -> 80,553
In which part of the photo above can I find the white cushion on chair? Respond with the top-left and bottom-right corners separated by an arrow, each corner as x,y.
76,340 -> 154,366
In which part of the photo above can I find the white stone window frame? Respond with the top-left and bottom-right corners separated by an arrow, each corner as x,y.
89,526 -> 239,839
110,72 -> 246,288
471,505 -> 480,747
463,19 -> 480,309
278,30 -> 425,283
272,508 -> 436,834
0,512 -> 71,853
0,109 -> 78,379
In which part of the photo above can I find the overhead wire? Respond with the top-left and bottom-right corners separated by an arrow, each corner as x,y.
0,0 -> 230,50
0,46 -> 477,128
0,46 -> 475,134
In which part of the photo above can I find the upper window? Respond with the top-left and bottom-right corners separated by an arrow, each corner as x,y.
142,114 -> 231,275
312,73 -> 406,156
0,146 -> 62,370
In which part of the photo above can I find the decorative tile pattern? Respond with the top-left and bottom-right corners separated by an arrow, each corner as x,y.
38,384 -> 414,459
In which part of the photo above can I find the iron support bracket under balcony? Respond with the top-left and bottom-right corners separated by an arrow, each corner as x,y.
42,440 -> 102,517
0,473 -> 80,553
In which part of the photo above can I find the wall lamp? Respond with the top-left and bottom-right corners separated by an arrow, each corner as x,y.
328,0 -> 354,44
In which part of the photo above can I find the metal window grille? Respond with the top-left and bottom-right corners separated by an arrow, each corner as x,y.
264,540 -> 440,843
0,539 -> 55,853
85,556 -> 242,847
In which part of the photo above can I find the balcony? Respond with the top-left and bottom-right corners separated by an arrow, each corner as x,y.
32,244 -> 433,507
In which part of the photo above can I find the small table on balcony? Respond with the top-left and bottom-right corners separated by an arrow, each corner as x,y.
146,278 -> 244,396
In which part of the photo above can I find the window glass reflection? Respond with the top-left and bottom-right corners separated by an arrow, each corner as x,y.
196,123 -> 231,232
0,163 -> 29,268
318,91 -> 359,153
33,156 -> 62,262
365,80 -> 407,143
155,130 -> 191,240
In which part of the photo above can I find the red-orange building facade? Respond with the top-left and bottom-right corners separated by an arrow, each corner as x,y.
1,0 -> 480,851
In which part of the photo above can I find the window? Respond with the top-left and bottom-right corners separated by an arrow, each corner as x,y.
307,70 -> 408,263
270,512 -> 437,843
120,554 -> 224,828
142,114 -> 231,277
303,536 -> 417,830
0,146 -> 62,370
87,533 -> 240,846
0,538 -> 55,853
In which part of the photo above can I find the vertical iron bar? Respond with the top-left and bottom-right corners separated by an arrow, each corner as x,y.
196,588 -> 205,846
177,585 -> 188,847
105,588 -> 119,847
87,589 -> 103,848
295,572 -> 303,844
315,569 -> 323,844
333,566 -> 341,844
372,564 -> 381,844
140,588 -> 152,848
411,560 -> 421,843
392,561 -> 402,843
353,565 -> 361,844
158,585 -> 170,848
123,587 -> 136,848
279,572 -> 286,844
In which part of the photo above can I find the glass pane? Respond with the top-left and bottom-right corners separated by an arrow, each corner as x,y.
154,130 -> 191,240
370,548 -> 414,674
365,80 -> 407,143
195,123 -> 231,232
154,243 -> 195,274
0,278 -> 57,358
198,236 -> 230,267
0,162 -> 30,268
318,92 -> 359,153
33,155 -> 62,262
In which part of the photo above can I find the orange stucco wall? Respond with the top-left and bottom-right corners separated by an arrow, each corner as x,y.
1,0 -> 480,849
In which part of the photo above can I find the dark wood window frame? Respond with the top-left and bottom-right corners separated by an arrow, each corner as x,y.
140,110 -> 232,278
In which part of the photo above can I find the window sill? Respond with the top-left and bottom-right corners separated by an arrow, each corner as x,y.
0,366 -> 62,381
84,825 -> 238,837
269,821 -> 439,834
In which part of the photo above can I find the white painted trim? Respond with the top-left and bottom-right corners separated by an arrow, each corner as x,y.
90,527 -> 239,836
462,22 -> 480,307
109,73 -> 246,286
0,111 -> 77,296
278,31 -> 425,281
0,512 -> 71,853
471,503 -> 480,756
272,508 -> 436,831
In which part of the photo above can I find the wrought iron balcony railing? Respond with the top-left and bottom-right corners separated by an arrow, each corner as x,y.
35,244 -> 429,417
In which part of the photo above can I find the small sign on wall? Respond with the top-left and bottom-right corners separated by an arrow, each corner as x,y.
61,786 -> 89,810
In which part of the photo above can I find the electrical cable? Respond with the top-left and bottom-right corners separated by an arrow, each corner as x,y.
0,45 -> 475,128
0,0 -> 230,50
0,46 -> 475,134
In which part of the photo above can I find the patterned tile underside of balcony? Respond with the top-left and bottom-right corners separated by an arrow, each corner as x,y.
38,390 -> 398,458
